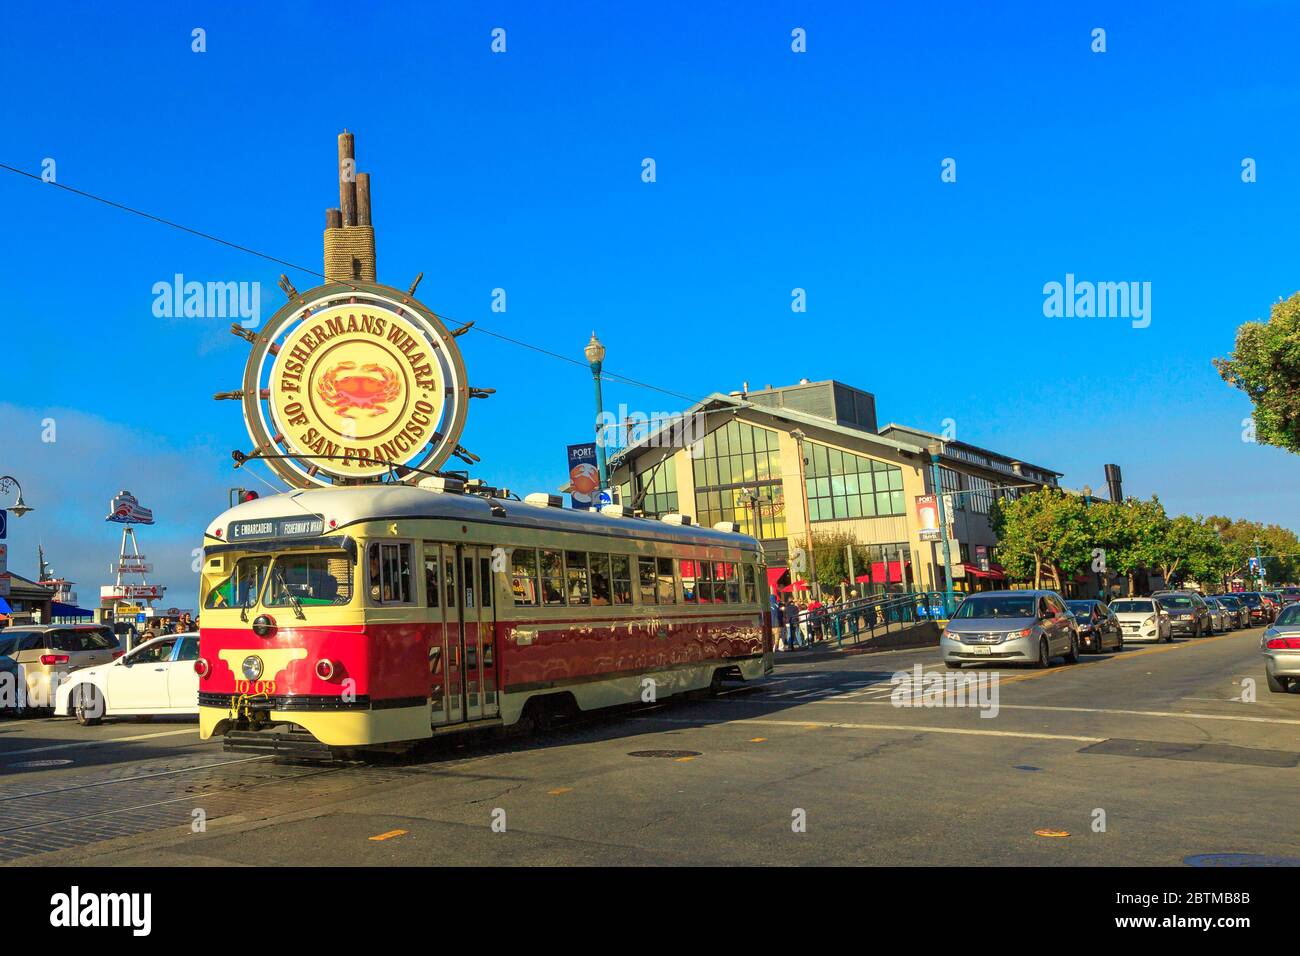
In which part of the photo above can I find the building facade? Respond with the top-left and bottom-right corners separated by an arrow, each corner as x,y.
607,381 -> 1061,597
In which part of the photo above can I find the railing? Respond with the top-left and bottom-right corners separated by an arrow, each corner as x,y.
774,590 -> 961,650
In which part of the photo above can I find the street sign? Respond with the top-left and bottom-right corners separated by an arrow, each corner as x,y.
598,490 -> 612,507
975,544 -> 990,572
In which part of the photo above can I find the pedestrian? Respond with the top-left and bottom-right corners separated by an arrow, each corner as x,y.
783,596 -> 801,648
773,599 -> 787,652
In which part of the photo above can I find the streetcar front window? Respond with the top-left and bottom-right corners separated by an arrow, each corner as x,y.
204,556 -> 271,609
266,552 -> 353,607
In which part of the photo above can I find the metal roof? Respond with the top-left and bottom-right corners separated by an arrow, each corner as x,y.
204,483 -> 759,551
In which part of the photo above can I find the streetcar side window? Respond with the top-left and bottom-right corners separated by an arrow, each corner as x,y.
540,550 -> 565,606
424,546 -> 440,608
610,554 -> 633,605
699,560 -> 716,603
724,562 -> 741,604
565,551 -> 590,606
743,564 -> 756,604
656,557 -> 676,604
638,557 -> 658,605
590,553 -> 612,606
479,556 -> 493,609
510,547 -> 539,607
679,559 -> 698,603
369,542 -> 413,605
444,552 -> 457,609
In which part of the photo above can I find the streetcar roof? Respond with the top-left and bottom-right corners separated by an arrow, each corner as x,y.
205,484 -> 761,552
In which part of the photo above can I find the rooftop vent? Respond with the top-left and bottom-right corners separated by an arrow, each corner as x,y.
418,476 -> 465,494
600,504 -> 630,518
712,521 -> 740,533
524,492 -> 563,508
661,513 -> 693,526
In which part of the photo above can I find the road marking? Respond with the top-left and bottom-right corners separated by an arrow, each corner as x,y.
643,716 -> 1104,743
369,829 -> 408,841
548,787 -> 573,795
1035,829 -> 1070,838
749,737 -> 767,742
674,755 -> 697,762
0,727 -> 200,759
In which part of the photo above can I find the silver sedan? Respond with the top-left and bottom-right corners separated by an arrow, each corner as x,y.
1262,604 -> 1300,693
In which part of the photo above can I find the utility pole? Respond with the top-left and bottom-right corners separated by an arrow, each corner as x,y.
927,441 -> 955,614
790,429 -> 817,597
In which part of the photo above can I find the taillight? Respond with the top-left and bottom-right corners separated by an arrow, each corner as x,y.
315,658 -> 336,681
1266,637 -> 1300,650
111,651 -> 125,659
195,658 -> 211,677
40,654 -> 69,666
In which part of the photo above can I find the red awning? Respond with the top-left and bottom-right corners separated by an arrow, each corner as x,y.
780,579 -> 811,592
961,563 -> 1006,581
766,567 -> 789,592
855,560 -> 909,585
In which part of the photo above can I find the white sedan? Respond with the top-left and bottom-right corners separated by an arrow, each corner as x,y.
55,633 -> 199,725
1109,598 -> 1172,643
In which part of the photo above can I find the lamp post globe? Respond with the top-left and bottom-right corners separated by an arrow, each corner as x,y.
584,332 -> 608,496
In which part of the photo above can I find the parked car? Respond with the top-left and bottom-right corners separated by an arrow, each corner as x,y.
1152,591 -> 1212,638
1110,597 -> 1172,643
1200,596 -> 1233,633
1237,592 -> 1274,625
1263,591 -> 1283,620
1065,599 -> 1124,653
1261,604 -> 1300,693
54,633 -> 199,725
1279,586 -> 1300,606
941,590 -> 1079,669
0,653 -> 23,715
0,624 -> 122,709
1216,593 -> 1250,629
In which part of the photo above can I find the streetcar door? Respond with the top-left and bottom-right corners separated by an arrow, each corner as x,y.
424,543 -> 451,727
459,547 -> 493,721
476,547 -> 500,719
443,546 -> 464,724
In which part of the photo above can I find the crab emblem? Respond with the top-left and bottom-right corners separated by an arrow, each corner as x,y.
316,361 -> 402,417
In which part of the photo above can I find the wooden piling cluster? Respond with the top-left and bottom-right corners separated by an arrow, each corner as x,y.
324,129 -> 377,282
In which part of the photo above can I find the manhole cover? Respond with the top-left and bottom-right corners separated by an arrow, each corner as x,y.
9,759 -> 73,769
1185,853 -> 1300,867
628,750 -> 701,759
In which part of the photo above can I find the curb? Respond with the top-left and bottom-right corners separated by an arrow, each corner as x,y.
773,623 -> 941,665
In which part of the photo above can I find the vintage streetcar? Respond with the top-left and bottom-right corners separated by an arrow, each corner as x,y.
197,479 -> 772,757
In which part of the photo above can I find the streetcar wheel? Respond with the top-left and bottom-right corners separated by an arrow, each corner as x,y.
74,686 -> 103,726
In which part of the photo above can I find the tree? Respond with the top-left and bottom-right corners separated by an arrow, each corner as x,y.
1090,496 -> 1168,594
1214,291 -> 1300,452
806,530 -> 870,592
1152,514 -> 1223,586
990,490 -> 1092,590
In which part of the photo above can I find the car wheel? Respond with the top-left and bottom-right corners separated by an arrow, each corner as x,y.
1036,638 -> 1051,669
1064,634 -> 1079,664
1266,671 -> 1290,694
74,686 -> 104,727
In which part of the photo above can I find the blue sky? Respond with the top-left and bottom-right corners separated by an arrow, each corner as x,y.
3,0 -> 1300,606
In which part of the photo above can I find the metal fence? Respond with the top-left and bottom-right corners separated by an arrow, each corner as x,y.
773,590 -> 961,650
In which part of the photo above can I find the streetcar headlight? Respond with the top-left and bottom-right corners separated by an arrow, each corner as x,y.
315,658 -> 336,681
252,614 -> 276,637
241,656 -> 264,681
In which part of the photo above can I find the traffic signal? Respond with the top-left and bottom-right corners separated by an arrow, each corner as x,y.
228,488 -> 260,508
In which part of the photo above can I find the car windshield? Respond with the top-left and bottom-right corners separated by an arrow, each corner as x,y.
205,556 -> 272,609
1219,596 -> 1240,606
1240,593 -> 1261,605
954,595 -> 1035,619
1157,595 -> 1194,609
265,552 -> 353,607
1065,601 -> 1093,617
48,627 -> 117,652
1111,600 -> 1155,613
1275,605 -> 1300,626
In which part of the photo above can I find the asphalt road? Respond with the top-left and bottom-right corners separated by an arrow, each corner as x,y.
1,626 -> 1297,866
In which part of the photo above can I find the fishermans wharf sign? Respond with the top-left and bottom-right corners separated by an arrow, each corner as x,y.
231,284 -> 471,488
219,132 -> 488,489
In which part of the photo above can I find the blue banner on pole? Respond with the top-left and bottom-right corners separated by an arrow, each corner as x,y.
567,442 -> 600,509
0,510 -> 6,540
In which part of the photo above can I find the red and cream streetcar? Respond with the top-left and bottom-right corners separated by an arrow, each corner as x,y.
198,132 -> 770,756
198,483 -> 770,755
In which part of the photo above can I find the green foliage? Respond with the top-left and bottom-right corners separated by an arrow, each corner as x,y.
989,490 -> 1091,589
1215,291 -> 1300,453
806,530 -> 872,590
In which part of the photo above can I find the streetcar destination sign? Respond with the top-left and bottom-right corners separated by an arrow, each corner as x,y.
228,516 -> 325,541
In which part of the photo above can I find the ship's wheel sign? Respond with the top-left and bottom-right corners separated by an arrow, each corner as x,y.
224,282 -> 481,488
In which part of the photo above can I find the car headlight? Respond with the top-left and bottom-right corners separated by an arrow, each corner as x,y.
1143,616 -> 1156,628
1004,627 -> 1032,640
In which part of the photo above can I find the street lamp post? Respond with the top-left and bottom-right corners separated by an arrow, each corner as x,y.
926,442 -> 955,615
0,475 -> 34,518
584,332 -> 608,500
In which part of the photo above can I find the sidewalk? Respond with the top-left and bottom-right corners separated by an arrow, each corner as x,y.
772,621 -> 942,664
